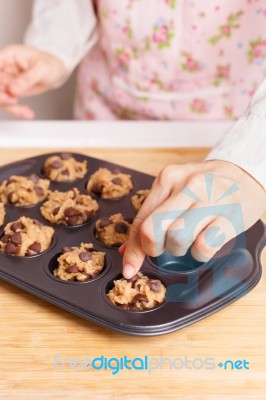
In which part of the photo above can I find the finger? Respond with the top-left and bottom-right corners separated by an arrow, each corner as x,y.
122,216 -> 146,279
0,71 -> 17,87
0,92 -> 17,106
0,46 -> 30,71
4,104 -> 35,119
8,61 -> 48,96
139,192 -> 195,257
190,216 -> 236,262
165,210 -> 215,257
118,242 -> 127,255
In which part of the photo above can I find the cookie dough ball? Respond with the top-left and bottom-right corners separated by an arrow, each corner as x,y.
54,243 -> 105,282
40,188 -> 99,226
87,167 -> 133,199
131,189 -> 150,211
0,202 -> 6,226
95,213 -> 133,247
0,174 -> 50,206
43,153 -> 87,182
0,216 -> 54,256
107,273 -> 166,310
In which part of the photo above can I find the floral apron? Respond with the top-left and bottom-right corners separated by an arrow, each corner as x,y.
74,0 -> 266,120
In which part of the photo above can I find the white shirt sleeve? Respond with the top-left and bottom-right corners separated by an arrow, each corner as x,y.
205,76 -> 266,191
24,0 -> 98,73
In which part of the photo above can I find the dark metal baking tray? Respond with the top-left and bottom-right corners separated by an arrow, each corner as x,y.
0,153 -> 265,336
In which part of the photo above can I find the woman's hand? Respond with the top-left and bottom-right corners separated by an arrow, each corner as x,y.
121,160 -> 266,279
0,45 -> 67,119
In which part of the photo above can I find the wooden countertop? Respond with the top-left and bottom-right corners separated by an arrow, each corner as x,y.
0,148 -> 265,400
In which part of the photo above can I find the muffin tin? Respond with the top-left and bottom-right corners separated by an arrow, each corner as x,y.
0,152 -> 265,336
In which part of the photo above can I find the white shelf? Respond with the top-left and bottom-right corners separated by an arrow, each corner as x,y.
0,121 -> 233,148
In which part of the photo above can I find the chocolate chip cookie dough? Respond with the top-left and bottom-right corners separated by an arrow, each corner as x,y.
40,188 -> 99,226
87,167 -> 133,199
107,273 -> 166,310
54,243 -> 105,282
0,202 -> 6,226
95,213 -> 133,247
0,174 -> 50,206
0,216 -> 54,256
43,153 -> 87,182
131,189 -> 150,211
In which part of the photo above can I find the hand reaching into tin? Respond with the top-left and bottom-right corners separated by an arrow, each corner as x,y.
120,160 -> 266,279
0,45 -> 67,119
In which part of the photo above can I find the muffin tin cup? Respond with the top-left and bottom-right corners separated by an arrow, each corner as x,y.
0,152 -> 265,336
45,250 -> 112,285
102,269 -> 169,314
0,232 -> 58,260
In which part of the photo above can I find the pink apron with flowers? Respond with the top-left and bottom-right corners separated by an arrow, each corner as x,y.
74,0 -> 266,120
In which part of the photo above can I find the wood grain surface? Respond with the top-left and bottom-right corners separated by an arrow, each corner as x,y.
0,148 -> 265,400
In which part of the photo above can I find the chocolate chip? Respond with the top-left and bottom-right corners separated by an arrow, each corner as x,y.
66,265 -> 80,273
34,186 -> 43,196
5,242 -> 18,255
64,207 -> 78,217
52,207 -> 60,216
1,234 -> 11,243
67,215 -> 79,226
100,217 -> 112,228
126,274 -> 139,284
132,294 -> 148,304
60,152 -> 72,160
62,246 -> 74,254
28,242 -> 41,254
61,169 -> 69,176
33,219 -> 43,227
11,232 -> 22,245
7,192 -> 15,204
147,279 -> 161,293
124,217 -> 133,224
10,221 -> 24,232
70,190 -> 77,199
6,178 -> 17,185
112,168 -> 121,174
85,210 -> 95,220
84,246 -> 93,252
115,222 -> 128,234
91,183 -> 103,195
111,177 -> 122,186
50,160 -> 63,169
29,174 -> 39,183
79,251 -> 92,262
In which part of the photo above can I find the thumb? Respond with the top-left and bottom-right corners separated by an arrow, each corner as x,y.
122,217 -> 146,279
8,61 -> 48,96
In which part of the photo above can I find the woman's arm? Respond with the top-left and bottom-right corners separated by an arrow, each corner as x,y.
205,77 -> 266,191
24,0 -> 98,74
120,77 -> 266,279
